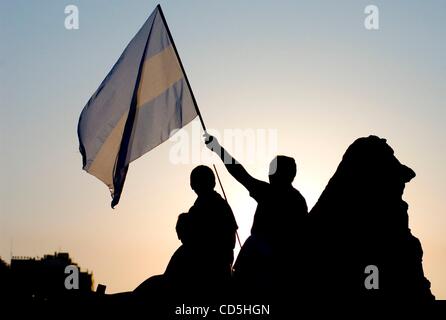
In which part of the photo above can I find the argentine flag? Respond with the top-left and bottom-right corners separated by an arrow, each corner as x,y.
78,5 -> 197,207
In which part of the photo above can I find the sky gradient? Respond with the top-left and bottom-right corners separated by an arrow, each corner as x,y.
1,0 -> 445,297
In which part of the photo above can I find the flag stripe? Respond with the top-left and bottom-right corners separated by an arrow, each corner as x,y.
87,111 -> 128,188
142,11 -> 171,65
127,78 -> 195,163
137,45 -> 183,108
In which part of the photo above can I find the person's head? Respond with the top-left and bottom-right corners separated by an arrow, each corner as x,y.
190,165 -> 216,196
268,155 -> 297,186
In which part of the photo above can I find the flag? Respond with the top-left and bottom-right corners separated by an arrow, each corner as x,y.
78,5 -> 198,208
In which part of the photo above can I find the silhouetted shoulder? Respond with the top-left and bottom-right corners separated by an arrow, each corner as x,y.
292,187 -> 308,214
248,180 -> 270,202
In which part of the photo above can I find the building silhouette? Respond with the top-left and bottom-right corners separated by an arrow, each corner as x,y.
0,252 -> 93,303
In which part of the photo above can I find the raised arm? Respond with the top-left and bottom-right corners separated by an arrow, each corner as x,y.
204,133 -> 262,192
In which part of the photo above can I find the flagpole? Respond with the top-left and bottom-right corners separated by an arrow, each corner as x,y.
213,164 -> 243,248
157,4 -> 206,132
158,5 -> 242,248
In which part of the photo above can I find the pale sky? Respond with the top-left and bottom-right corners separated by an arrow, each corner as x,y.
1,0 -> 445,298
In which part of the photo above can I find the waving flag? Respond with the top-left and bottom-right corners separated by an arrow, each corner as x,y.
78,5 -> 198,207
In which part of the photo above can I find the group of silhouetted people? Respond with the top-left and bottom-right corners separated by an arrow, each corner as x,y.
158,134 -> 309,298
134,134 -> 435,304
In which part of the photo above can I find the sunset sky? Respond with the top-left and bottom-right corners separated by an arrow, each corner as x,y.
1,0 -> 445,298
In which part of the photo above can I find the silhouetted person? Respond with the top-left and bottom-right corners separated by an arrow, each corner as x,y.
164,165 -> 238,298
306,135 -> 434,302
205,134 -> 308,295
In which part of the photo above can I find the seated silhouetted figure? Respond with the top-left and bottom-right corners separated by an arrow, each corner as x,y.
306,135 -> 434,302
205,134 -> 308,296
164,165 -> 238,298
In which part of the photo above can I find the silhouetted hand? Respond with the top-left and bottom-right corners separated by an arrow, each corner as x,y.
204,133 -> 221,153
